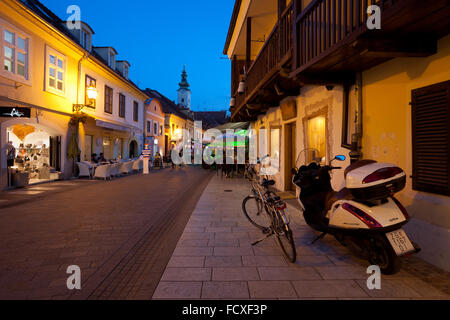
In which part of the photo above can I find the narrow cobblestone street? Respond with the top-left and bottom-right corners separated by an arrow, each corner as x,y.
0,167 -> 212,300
154,174 -> 450,300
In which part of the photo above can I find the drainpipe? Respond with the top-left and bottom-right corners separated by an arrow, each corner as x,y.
74,52 -> 90,164
76,52 -> 90,105
349,72 -> 363,164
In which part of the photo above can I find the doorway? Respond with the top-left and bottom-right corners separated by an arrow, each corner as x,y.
129,140 -> 138,159
284,122 -> 296,191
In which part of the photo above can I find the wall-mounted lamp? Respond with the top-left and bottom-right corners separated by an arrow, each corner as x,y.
73,85 -> 98,112
230,97 -> 236,107
238,81 -> 245,94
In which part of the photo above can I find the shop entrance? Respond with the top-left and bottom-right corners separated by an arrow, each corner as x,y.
284,122 -> 296,191
6,123 -> 61,187
129,140 -> 138,159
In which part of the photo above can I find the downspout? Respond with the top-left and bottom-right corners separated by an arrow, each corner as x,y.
74,52 -> 90,165
350,72 -> 363,164
76,52 -> 90,105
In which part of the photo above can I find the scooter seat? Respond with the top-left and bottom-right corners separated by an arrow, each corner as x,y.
325,188 -> 353,212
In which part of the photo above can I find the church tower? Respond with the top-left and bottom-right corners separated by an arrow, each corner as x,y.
177,65 -> 191,109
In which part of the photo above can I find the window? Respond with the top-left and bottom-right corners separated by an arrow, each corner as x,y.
108,51 -> 115,68
172,124 -> 175,134
133,101 -> 139,122
2,23 -> 29,81
119,93 -> 126,118
258,127 -> 268,159
81,30 -> 87,48
80,29 -> 91,51
160,125 -> 163,136
270,127 -> 280,171
104,85 -> 113,114
154,122 -> 158,136
147,120 -> 151,133
411,80 -> 450,196
85,75 -> 96,108
342,84 -> 358,149
46,47 -> 66,94
306,115 -> 327,164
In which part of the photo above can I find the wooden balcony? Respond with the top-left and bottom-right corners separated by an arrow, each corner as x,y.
291,0 -> 450,79
232,3 -> 298,121
230,0 -> 450,121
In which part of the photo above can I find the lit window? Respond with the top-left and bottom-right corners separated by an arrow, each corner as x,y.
85,75 -> 96,107
46,46 -> 66,94
307,115 -> 327,164
2,25 -> 29,80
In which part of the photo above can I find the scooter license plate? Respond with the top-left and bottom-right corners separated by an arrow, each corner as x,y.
386,229 -> 415,256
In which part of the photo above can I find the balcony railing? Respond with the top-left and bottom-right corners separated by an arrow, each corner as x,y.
233,3 -> 292,114
294,0 -> 394,72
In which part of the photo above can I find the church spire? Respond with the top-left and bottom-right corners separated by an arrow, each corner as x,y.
177,65 -> 191,109
179,65 -> 190,89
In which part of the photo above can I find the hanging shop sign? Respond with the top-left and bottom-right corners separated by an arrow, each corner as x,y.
0,107 -> 31,118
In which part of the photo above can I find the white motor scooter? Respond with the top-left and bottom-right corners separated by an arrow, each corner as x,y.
292,149 -> 420,274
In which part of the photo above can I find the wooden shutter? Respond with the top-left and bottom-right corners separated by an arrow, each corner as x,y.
411,80 -> 450,196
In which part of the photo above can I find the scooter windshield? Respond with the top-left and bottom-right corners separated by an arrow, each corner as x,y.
295,148 -> 322,169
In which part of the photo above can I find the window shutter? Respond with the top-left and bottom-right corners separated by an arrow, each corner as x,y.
411,80 -> 450,196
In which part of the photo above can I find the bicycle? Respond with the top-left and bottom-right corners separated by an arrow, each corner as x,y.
242,157 -> 297,263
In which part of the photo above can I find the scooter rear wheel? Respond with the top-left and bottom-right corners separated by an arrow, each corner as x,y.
369,235 -> 402,275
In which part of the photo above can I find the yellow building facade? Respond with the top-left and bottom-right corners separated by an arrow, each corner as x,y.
362,35 -> 450,270
0,0 -> 147,189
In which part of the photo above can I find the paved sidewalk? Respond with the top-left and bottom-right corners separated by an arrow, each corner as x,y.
0,167 -> 211,300
153,175 -> 450,300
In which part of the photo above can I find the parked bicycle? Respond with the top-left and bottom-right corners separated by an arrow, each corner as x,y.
242,156 -> 297,263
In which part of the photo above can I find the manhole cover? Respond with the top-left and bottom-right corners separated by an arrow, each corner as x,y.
224,190 -> 233,193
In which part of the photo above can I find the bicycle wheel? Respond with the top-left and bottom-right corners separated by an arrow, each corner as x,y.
274,210 -> 297,263
242,195 -> 271,230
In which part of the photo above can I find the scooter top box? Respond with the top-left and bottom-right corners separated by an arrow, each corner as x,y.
345,161 -> 406,201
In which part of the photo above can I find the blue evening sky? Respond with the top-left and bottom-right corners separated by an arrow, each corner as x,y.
40,0 -> 234,112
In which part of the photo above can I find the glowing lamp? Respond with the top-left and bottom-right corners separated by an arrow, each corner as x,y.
86,86 -> 98,100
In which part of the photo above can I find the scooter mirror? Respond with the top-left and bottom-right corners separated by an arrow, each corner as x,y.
334,155 -> 346,161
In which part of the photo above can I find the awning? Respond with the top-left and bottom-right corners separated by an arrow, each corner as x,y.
96,119 -> 133,132
213,122 -> 250,132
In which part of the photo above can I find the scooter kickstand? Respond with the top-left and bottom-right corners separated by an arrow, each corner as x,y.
252,232 -> 274,246
310,232 -> 327,245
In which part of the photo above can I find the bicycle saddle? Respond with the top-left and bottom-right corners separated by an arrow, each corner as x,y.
262,179 -> 276,187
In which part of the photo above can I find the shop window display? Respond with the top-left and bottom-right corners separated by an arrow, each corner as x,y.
7,124 -> 60,187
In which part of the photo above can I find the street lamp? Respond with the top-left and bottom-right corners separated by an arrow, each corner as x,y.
73,85 -> 98,112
